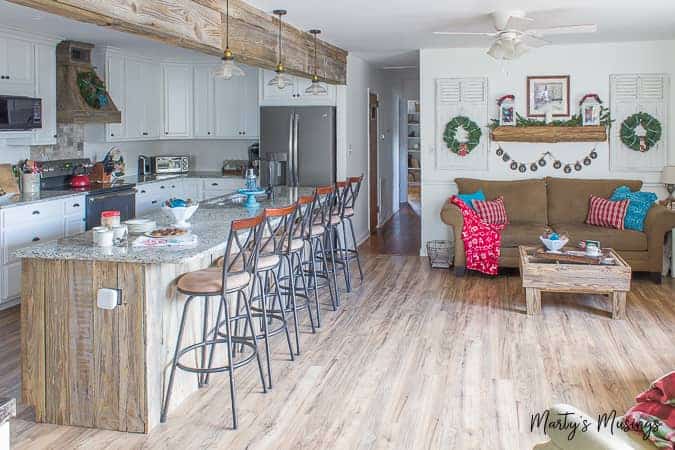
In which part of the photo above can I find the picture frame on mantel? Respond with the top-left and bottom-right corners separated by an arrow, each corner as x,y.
527,75 -> 570,117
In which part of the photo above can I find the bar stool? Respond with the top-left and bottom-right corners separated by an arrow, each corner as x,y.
327,181 -> 351,292
161,215 -> 267,429
295,192 -> 337,328
337,175 -> 365,289
263,204 -> 316,356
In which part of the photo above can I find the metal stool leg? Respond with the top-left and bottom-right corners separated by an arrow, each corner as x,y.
308,238 -> 321,327
347,217 -> 364,283
204,295 -> 224,386
282,254 -> 301,355
338,221 -> 352,292
221,295 -> 237,429
316,236 -> 337,311
240,289 -> 268,394
293,251 -> 315,333
161,295 -> 196,423
325,227 -> 340,307
255,272 -> 273,389
198,296 -> 210,387
270,268 -> 295,360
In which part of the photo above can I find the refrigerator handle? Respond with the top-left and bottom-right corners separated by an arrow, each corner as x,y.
288,112 -> 294,187
293,113 -> 300,186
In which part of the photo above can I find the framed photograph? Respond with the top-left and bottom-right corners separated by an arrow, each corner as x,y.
499,102 -> 515,126
527,75 -> 570,117
582,104 -> 601,126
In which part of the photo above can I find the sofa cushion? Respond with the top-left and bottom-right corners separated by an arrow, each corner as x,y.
455,178 -> 547,225
546,177 -> 642,225
586,195 -> 630,230
500,224 -> 546,248
551,223 -> 648,252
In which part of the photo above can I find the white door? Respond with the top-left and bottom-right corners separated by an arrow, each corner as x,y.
125,58 -> 145,139
194,65 -> 216,138
242,67 -> 260,138
163,63 -> 193,138
106,52 -> 126,140
214,76 -> 243,138
33,43 -> 57,145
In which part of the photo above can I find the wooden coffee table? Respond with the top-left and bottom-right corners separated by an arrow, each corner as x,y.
518,246 -> 631,319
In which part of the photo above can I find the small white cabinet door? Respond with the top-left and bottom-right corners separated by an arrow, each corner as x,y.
163,63 -> 193,138
124,58 -> 145,139
142,61 -> 162,139
242,67 -> 260,138
193,65 -> 216,138
260,70 -> 297,103
33,43 -> 57,145
214,76 -> 243,138
106,52 -> 126,140
260,70 -> 336,106
0,37 -> 34,84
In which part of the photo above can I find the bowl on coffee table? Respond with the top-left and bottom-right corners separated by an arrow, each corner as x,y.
540,235 -> 568,253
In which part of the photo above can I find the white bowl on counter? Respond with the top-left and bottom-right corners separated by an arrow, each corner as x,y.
162,204 -> 199,229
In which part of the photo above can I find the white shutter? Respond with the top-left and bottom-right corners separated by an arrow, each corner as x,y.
435,77 -> 489,171
610,73 -> 669,172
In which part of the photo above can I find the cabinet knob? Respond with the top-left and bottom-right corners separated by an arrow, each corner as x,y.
53,134 -> 58,138
32,210 -> 40,215
73,203 -> 80,208
142,132 -> 148,136
160,186 -> 165,189
151,200 -> 158,204
110,133 -> 115,137
165,132 -> 169,135
32,237 -> 40,242
207,132 -> 211,135
211,182 -> 218,186
140,189 -> 147,194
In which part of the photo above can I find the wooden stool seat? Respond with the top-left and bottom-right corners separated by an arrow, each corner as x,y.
177,269 -> 251,295
216,254 -> 280,271
296,224 -> 325,238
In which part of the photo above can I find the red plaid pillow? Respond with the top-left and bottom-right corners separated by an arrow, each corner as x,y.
472,196 -> 509,225
586,195 -> 629,230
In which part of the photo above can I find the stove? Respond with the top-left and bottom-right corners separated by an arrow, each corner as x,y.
38,158 -> 136,229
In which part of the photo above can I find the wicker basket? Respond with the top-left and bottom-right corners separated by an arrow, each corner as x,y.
426,240 -> 453,269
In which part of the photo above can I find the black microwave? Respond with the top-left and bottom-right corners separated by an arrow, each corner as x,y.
0,96 -> 42,131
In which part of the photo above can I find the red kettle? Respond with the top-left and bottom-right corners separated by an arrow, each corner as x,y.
70,174 -> 91,188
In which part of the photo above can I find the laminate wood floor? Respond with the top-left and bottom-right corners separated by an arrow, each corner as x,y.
360,204 -> 421,256
2,256 -> 674,449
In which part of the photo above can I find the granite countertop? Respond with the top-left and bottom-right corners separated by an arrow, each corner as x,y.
14,187 -> 314,265
0,397 -> 15,426
0,172 -> 242,210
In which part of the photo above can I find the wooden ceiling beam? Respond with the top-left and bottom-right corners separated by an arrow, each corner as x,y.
6,0 -> 347,84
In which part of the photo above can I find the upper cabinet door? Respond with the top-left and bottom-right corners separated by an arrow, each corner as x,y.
241,67 -> 260,138
142,61 -> 162,139
163,63 -> 193,138
193,65 -> 216,138
1,37 -> 34,84
214,75 -> 243,138
124,58 -> 145,139
259,70 -> 336,106
105,52 -> 126,140
33,43 -> 57,145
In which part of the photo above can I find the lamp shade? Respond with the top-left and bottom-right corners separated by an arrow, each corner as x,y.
662,165 -> 675,184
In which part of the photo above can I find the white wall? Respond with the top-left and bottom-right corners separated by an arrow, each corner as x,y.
420,40 -> 675,253
344,54 -> 383,243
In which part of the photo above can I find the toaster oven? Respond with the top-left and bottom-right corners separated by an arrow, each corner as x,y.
151,156 -> 190,174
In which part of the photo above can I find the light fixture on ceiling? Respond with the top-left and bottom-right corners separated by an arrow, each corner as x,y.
268,9 -> 292,90
486,35 -> 528,60
214,0 -> 245,79
305,29 -> 327,96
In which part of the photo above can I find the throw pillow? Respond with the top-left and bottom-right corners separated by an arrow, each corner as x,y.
472,196 -> 509,225
586,195 -> 630,230
457,190 -> 486,210
610,185 -> 657,232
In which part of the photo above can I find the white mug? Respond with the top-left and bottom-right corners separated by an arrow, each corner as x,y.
111,224 -> 128,242
585,245 -> 601,257
94,228 -> 114,247
92,226 -> 107,245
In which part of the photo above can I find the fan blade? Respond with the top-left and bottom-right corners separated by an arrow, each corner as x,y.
521,34 -> 550,48
433,31 -> 498,37
504,14 -> 533,31
527,24 -> 598,36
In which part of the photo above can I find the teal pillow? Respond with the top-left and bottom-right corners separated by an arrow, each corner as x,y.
609,186 -> 657,232
458,190 -> 486,210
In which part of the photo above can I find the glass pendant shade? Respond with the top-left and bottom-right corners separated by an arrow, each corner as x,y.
305,76 -> 328,95
214,49 -> 246,79
268,65 -> 292,90
487,37 -> 528,60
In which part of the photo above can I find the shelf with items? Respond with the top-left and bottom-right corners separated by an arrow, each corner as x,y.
491,125 -> 607,143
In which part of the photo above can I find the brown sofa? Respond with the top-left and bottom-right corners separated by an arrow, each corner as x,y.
440,177 -> 675,281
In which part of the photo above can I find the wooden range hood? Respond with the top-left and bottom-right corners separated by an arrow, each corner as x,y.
56,41 -> 121,124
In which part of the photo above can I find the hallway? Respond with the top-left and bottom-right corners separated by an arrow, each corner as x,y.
360,203 -> 421,256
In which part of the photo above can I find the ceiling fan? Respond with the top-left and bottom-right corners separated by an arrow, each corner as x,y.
433,10 -> 598,60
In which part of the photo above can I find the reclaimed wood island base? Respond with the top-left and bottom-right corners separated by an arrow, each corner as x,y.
17,188 -> 310,433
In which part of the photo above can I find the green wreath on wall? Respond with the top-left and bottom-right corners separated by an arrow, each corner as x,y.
620,112 -> 661,152
443,116 -> 482,157
77,71 -> 110,110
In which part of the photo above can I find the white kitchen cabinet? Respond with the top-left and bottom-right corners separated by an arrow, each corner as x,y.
33,43 -> 57,145
162,63 -> 193,138
183,179 -> 203,201
259,69 -> 335,106
0,36 -> 34,87
202,177 -> 241,200
242,66 -> 260,137
208,66 -> 259,139
105,51 -> 126,140
193,64 -> 217,138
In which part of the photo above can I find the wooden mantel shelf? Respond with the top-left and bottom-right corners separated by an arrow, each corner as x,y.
491,126 -> 607,143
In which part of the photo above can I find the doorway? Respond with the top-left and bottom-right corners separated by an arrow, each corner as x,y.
369,92 -> 379,233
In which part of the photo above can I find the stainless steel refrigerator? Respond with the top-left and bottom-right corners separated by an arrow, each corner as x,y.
260,106 -> 336,187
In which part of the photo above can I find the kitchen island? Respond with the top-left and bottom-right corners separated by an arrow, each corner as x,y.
16,187 -> 312,434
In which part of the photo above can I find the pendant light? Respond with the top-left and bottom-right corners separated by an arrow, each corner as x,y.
214,0 -> 245,79
268,9 -> 292,90
305,29 -> 328,96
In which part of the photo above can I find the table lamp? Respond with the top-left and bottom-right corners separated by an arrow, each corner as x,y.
662,165 -> 675,209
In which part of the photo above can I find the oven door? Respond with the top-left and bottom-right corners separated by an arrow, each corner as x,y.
86,189 -> 136,230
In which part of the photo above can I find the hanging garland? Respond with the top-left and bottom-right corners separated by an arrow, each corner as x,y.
495,146 -> 598,174
620,112 -> 661,152
77,71 -> 110,110
443,116 -> 482,157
